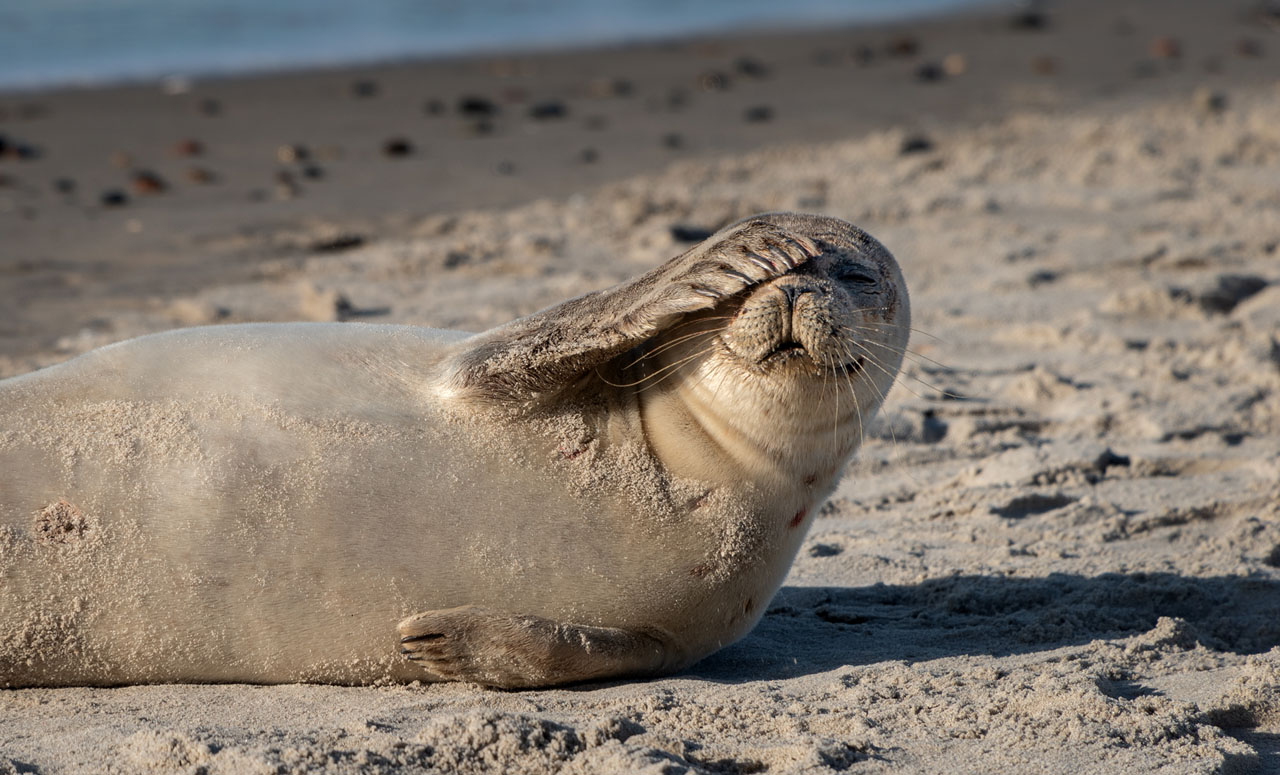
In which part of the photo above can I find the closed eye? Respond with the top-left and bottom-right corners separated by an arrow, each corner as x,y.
836,266 -> 878,285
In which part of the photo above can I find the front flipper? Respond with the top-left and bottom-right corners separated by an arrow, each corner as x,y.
397,605 -> 671,688
445,216 -> 821,404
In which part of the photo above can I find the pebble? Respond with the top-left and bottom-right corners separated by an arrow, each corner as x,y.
743,105 -> 774,123
350,79 -> 379,98
579,147 -> 599,164
171,139 -> 203,157
943,54 -> 968,76
851,45 -> 875,66
661,132 -> 684,150
734,57 -> 770,79
886,36 -> 920,58
196,98 -> 222,116
585,77 -> 633,99
496,160 -> 516,175
100,189 -> 128,207
1009,10 -> 1049,31
1032,56 -> 1058,75
915,63 -> 946,82
131,171 -> 166,194
697,71 -> 731,91
423,99 -> 446,116
1150,36 -> 1182,59
670,225 -> 715,242
185,166 -> 217,184
457,96 -> 498,117
529,101 -> 568,120
52,177 -> 76,194
276,144 -> 309,163
382,137 -> 414,157
310,234 -> 365,253
1194,88 -> 1228,115
301,164 -> 324,180
899,134 -> 935,155
464,120 -> 495,137
1236,37 -> 1264,58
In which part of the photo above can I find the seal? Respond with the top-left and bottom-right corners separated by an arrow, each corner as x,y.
0,212 -> 909,688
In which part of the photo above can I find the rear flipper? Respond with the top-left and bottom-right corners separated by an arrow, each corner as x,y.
397,605 -> 671,688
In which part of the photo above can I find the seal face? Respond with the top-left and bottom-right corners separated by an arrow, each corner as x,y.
0,212 -> 909,688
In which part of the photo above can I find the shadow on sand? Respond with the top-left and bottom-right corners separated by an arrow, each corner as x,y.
689,572 -> 1280,682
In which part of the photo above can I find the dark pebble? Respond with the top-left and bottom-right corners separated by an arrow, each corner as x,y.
196,98 -> 222,117
277,144 -> 309,163
1008,10 -> 1049,31
899,134 -> 934,154
1028,270 -> 1059,287
100,189 -> 128,207
0,134 -> 8,154
443,251 -> 469,269
665,88 -> 689,110
697,71 -> 731,91
131,170 -> 166,194
670,224 -> 715,243
496,160 -> 516,175
301,164 -> 324,180
1032,56 -> 1058,75
186,166 -> 217,184
350,79 -> 379,98
311,234 -> 366,253
1236,37 -> 1264,58
458,96 -> 498,117
661,132 -> 683,150
1196,274 -> 1268,314
579,147 -> 599,164
886,35 -> 920,58
529,101 -> 568,120
423,98 -> 446,116
1150,36 -> 1182,59
743,105 -> 774,123
172,138 -> 203,157
382,138 -> 413,157
851,45 -> 876,66
52,177 -> 76,194
734,56 -> 770,78
808,543 -> 843,558
915,63 -> 946,82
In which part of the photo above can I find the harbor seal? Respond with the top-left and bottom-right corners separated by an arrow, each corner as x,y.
0,212 -> 909,688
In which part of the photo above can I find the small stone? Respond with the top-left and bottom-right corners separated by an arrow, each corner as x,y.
496,160 -> 516,175
661,132 -> 683,150
350,79 -> 379,98
670,224 -> 714,242
886,35 -> 920,58
733,56 -> 769,78
1032,56 -> 1058,75
743,105 -> 773,123
382,137 -> 413,157
171,138 -> 203,157
579,147 -> 598,164
851,45 -> 875,65
131,170 -> 166,194
915,62 -> 946,82
457,96 -> 498,117
1236,37 -> 1264,58
1194,87 -> 1228,115
899,134 -> 934,155
1009,10 -> 1049,30
196,97 -> 222,116
1150,36 -> 1182,59
100,189 -> 128,207
301,164 -> 324,180
585,77 -> 633,99
276,144 -> 309,163
310,234 -> 365,253
697,70 -> 730,91
464,119 -> 495,137
528,101 -> 567,120
52,177 -> 75,194
942,53 -> 967,76
423,98 -> 446,116
185,166 -> 217,184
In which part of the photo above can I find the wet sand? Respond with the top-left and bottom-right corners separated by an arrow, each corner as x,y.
2,0 -> 1279,772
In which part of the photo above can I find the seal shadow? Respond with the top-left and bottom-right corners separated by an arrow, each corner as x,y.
685,572 -> 1280,683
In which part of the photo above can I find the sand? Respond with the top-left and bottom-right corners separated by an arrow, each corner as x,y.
1,0 -> 1279,772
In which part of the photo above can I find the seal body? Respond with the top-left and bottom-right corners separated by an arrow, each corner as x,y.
0,212 -> 909,687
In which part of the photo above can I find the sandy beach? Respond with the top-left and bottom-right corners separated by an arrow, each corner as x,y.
2,0 -> 1279,772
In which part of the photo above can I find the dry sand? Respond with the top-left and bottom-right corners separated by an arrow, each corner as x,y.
2,0 -> 1279,772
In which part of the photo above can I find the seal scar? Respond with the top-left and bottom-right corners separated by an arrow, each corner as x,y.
788,507 -> 808,529
803,473 -> 817,486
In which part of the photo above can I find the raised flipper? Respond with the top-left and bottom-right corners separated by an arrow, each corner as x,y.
444,216 -> 821,404
397,605 -> 673,688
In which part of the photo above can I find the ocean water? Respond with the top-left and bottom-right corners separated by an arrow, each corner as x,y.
0,0 -> 986,91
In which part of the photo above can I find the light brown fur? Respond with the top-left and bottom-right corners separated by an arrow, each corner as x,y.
0,212 -> 908,688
